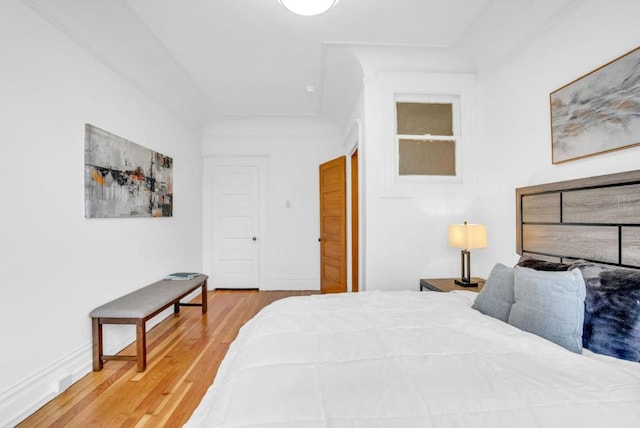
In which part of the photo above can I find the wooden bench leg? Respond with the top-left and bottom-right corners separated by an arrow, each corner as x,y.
202,280 -> 208,315
136,319 -> 146,372
92,318 -> 103,371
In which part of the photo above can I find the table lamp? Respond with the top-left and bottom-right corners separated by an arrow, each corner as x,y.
448,221 -> 487,287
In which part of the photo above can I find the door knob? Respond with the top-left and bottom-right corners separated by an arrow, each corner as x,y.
252,236 -> 257,241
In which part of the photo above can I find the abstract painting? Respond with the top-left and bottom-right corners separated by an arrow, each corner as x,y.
84,124 -> 173,218
550,46 -> 640,164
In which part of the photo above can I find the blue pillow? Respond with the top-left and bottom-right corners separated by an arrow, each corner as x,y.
472,263 -> 514,322
508,266 -> 586,353
570,261 -> 640,362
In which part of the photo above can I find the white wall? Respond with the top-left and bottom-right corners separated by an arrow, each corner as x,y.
356,47 -> 480,291
341,93 -> 365,292
203,117 -> 342,290
354,2 -> 640,291
0,1 -> 203,425
474,0 -> 640,274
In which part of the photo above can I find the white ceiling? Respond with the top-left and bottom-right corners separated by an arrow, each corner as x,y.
22,0 -> 575,127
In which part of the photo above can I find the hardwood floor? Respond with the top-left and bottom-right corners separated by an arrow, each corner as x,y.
18,290 -> 316,428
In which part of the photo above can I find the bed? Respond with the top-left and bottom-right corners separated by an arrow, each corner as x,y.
185,170 -> 640,427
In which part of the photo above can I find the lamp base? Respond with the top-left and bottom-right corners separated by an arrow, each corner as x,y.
454,279 -> 478,288
456,249 -> 477,287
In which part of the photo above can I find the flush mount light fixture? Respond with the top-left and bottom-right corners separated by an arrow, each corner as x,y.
278,0 -> 340,16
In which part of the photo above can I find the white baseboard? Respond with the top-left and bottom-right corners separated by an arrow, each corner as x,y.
0,343 -> 92,428
0,298 -> 193,427
260,278 -> 320,291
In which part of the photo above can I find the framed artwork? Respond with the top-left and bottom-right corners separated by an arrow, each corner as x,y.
550,46 -> 640,164
84,124 -> 173,218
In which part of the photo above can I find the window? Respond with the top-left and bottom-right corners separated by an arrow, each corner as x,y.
380,72 -> 473,197
395,97 -> 459,177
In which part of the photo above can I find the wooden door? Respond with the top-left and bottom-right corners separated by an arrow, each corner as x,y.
319,156 -> 347,293
211,165 -> 260,289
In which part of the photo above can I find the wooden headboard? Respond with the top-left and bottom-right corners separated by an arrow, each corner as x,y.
516,170 -> 640,268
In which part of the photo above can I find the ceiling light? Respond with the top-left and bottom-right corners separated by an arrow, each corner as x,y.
278,0 -> 340,16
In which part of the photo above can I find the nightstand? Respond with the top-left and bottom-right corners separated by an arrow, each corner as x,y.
420,277 -> 485,293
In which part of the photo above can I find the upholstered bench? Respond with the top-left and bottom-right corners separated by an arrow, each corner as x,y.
90,274 -> 208,372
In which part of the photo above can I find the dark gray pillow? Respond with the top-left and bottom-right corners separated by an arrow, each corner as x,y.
516,256 -> 571,271
508,266 -> 586,353
570,261 -> 640,362
472,263 -> 514,322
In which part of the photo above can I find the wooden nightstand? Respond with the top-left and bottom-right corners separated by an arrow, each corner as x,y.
420,277 -> 485,293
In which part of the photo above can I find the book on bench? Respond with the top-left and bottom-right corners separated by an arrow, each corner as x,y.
165,272 -> 199,280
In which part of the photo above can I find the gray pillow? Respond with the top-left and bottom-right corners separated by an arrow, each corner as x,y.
508,266 -> 586,353
472,263 -> 515,322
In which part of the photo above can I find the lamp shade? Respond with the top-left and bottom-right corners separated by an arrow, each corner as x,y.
278,0 -> 340,16
448,222 -> 487,250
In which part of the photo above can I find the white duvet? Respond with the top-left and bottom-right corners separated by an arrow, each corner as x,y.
185,291 -> 640,428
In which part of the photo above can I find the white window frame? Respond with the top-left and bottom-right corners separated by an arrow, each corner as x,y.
379,72 -> 475,197
395,94 -> 461,180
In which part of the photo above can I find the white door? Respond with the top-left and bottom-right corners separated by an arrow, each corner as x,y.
210,165 -> 260,289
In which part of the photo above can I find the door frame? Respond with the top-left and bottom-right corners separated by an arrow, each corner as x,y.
345,119 -> 362,292
350,148 -> 359,292
202,156 -> 267,290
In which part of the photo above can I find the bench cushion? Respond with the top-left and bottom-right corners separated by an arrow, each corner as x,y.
90,274 -> 208,319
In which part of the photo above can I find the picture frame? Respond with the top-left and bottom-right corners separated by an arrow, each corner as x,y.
550,46 -> 640,164
84,124 -> 173,218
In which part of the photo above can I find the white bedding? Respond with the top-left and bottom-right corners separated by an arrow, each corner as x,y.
185,291 -> 640,427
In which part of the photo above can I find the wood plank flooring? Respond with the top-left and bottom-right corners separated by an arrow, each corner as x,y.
18,290 -> 316,428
